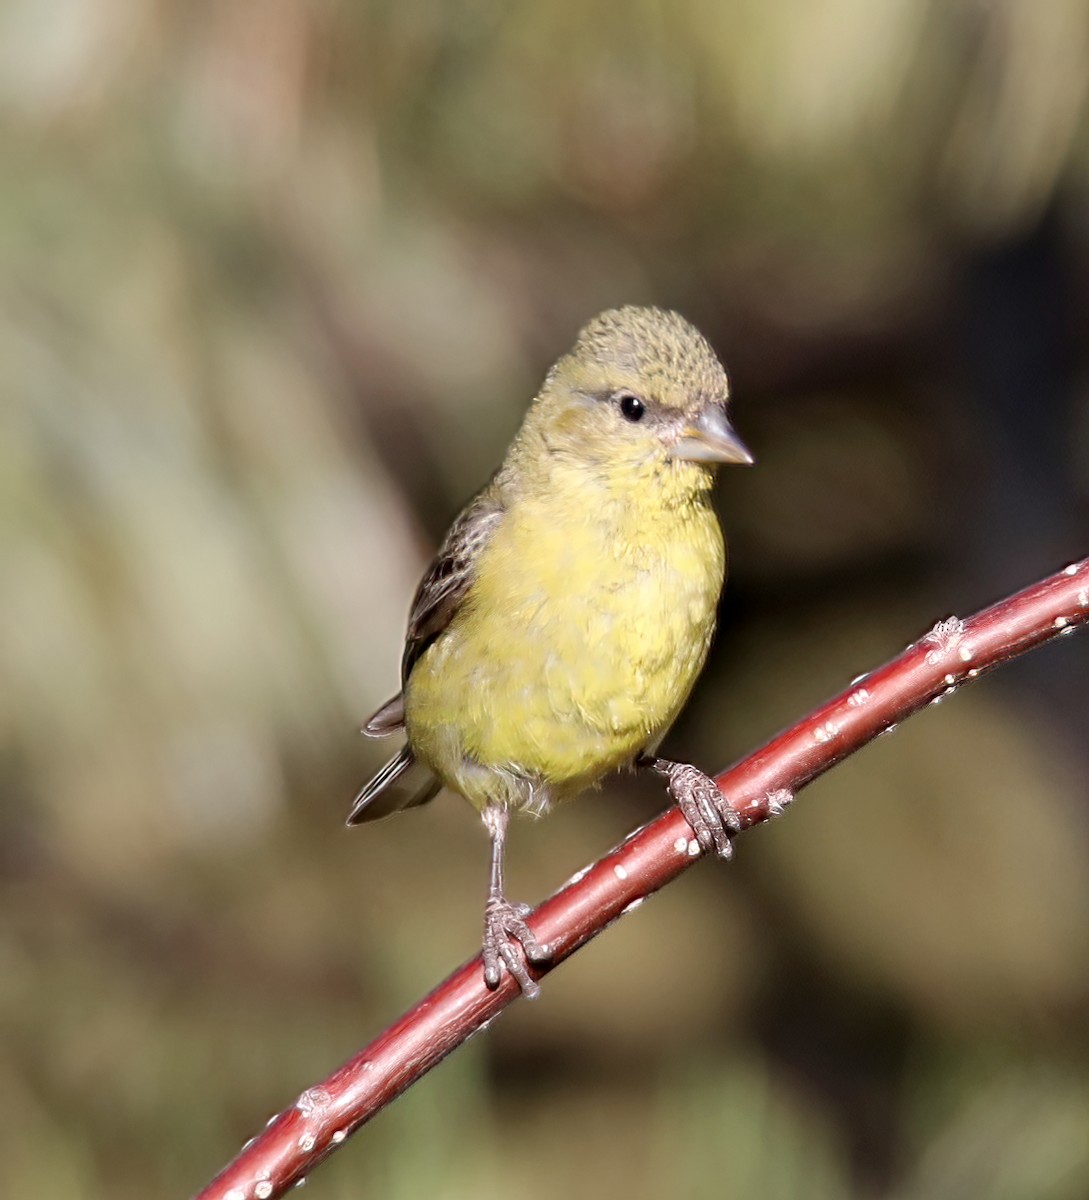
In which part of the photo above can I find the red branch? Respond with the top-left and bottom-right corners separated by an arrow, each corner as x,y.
197,559 -> 1089,1199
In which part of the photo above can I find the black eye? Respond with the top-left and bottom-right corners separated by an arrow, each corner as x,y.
615,391 -> 646,422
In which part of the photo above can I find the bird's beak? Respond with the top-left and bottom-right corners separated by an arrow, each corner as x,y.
668,405 -> 754,465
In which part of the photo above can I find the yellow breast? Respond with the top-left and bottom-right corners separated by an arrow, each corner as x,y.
405,459 -> 725,812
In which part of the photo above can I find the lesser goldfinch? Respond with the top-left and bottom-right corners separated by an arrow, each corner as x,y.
350,306 -> 752,997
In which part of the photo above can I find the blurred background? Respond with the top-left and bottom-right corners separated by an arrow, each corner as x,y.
3,2 -> 1089,1196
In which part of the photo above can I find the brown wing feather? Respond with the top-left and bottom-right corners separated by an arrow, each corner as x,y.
363,694 -> 405,736
358,486 -> 504,738
400,489 -> 505,684
351,490 -> 504,824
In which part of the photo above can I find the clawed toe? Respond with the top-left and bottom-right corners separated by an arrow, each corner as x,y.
482,896 -> 550,998
650,759 -> 740,860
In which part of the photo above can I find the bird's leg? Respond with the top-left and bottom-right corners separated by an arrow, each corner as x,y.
639,754 -> 741,859
481,805 -> 550,999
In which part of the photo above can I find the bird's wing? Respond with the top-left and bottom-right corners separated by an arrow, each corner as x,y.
353,492 -> 502,821
362,693 -> 405,736
359,487 -> 503,739
401,488 -> 505,683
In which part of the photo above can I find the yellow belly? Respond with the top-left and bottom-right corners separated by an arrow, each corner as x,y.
405,475 -> 725,814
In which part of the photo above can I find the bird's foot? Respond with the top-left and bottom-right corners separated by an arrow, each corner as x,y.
482,893 -> 550,999
649,758 -> 741,859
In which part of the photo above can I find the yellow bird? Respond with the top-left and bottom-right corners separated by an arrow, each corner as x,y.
350,306 -> 752,997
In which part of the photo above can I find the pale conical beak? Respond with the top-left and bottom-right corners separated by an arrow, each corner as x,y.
668,405 -> 754,465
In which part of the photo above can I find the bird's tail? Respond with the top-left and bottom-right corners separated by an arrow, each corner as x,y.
347,745 -> 442,825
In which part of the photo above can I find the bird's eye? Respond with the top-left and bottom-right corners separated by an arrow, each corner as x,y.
615,391 -> 646,422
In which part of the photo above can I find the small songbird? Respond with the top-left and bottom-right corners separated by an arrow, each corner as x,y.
349,306 -> 752,997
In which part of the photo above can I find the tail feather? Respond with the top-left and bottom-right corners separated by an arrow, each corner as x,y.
347,745 -> 441,825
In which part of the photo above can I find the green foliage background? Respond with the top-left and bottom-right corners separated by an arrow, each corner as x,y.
3,2 -> 1089,1196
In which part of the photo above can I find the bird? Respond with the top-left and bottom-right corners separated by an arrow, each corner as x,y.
349,306 -> 753,998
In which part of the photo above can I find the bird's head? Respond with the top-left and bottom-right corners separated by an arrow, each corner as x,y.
527,306 -> 752,476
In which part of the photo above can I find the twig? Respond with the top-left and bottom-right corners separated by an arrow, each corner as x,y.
196,558 -> 1089,1200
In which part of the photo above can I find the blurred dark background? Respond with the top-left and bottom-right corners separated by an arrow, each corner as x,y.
3,3 -> 1089,1197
